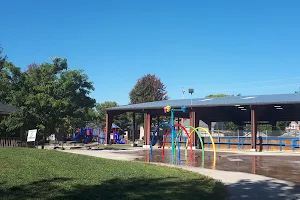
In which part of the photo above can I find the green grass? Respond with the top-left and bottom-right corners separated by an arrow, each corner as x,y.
0,148 -> 228,200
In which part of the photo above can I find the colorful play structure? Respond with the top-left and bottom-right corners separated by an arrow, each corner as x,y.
74,124 -> 126,144
74,128 -> 94,144
111,124 -> 126,144
150,105 -> 217,166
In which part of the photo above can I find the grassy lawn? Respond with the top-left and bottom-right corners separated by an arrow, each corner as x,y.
0,148 -> 228,200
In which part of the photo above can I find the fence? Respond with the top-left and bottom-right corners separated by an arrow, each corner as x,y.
204,136 -> 300,151
162,124 -> 300,151
0,137 -> 22,147
202,125 -> 300,138
163,135 -> 300,152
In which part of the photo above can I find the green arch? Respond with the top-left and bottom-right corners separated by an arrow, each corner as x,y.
184,125 -> 205,166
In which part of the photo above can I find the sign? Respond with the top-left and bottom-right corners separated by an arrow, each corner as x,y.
27,129 -> 37,142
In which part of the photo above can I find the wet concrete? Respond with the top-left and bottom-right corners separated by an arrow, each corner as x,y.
63,148 -> 300,199
130,149 -> 300,184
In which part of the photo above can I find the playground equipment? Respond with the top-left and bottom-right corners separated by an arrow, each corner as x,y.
186,126 -> 216,165
74,128 -> 93,144
150,105 -> 217,167
111,124 -> 126,144
96,129 -> 106,144
164,105 -> 187,155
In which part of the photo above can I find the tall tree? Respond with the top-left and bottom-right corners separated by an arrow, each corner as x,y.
129,74 -> 169,104
129,74 -> 169,126
1,57 -> 96,141
0,46 -> 9,102
0,45 -> 7,68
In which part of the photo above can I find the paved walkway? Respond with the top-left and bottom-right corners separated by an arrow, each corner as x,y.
62,149 -> 300,200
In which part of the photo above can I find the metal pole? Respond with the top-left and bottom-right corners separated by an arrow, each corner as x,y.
238,129 -> 240,150
171,109 -> 175,156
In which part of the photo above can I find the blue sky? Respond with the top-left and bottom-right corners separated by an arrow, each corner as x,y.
1,0 -> 300,105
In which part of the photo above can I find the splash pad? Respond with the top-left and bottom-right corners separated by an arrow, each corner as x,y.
150,105 -> 217,167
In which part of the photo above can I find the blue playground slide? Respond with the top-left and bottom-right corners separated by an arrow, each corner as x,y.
74,128 -> 93,144
74,130 -> 84,141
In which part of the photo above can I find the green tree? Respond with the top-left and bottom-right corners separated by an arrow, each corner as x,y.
0,45 -> 7,68
96,101 -> 117,128
0,46 -> 10,102
129,74 -> 169,104
129,74 -> 169,125
95,101 -> 130,130
0,61 -> 28,138
1,57 -> 96,142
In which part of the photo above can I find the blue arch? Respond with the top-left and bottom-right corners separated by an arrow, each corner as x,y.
150,122 -> 175,151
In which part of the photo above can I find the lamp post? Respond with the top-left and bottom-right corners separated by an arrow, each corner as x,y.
188,88 -> 194,107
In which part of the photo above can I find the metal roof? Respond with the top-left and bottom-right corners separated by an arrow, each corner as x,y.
0,103 -> 19,115
106,93 -> 300,111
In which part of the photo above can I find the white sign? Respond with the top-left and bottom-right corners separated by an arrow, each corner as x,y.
27,129 -> 37,142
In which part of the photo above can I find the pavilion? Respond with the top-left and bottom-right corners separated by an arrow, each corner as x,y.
0,102 -> 18,117
105,93 -> 300,151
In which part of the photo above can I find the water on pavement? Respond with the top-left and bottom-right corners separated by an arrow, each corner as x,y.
128,149 -> 300,184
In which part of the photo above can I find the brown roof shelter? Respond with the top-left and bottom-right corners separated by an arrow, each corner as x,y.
105,93 -> 300,150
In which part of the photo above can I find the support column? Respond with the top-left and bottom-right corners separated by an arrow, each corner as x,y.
105,113 -> 113,145
190,111 -> 199,149
177,117 -> 180,132
251,107 -> 257,151
208,123 -> 212,133
157,116 -> 160,135
144,113 -> 151,148
132,112 -> 136,145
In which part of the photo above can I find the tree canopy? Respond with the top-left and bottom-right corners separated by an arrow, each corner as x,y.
95,101 -> 130,131
0,48 -> 96,140
129,74 -> 169,104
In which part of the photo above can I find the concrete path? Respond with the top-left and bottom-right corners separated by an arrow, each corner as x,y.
62,149 -> 300,200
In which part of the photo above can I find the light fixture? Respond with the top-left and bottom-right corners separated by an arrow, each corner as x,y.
274,105 -> 281,108
276,107 -> 283,110
235,105 -> 240,107
188,88 -> 194,106
241,109 -> 247,111
238,106 -> 244,109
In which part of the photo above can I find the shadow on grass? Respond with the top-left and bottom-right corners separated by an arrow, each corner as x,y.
2,176 -> 300,200
0,177 -> 227,200
0,177 -> 72,199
